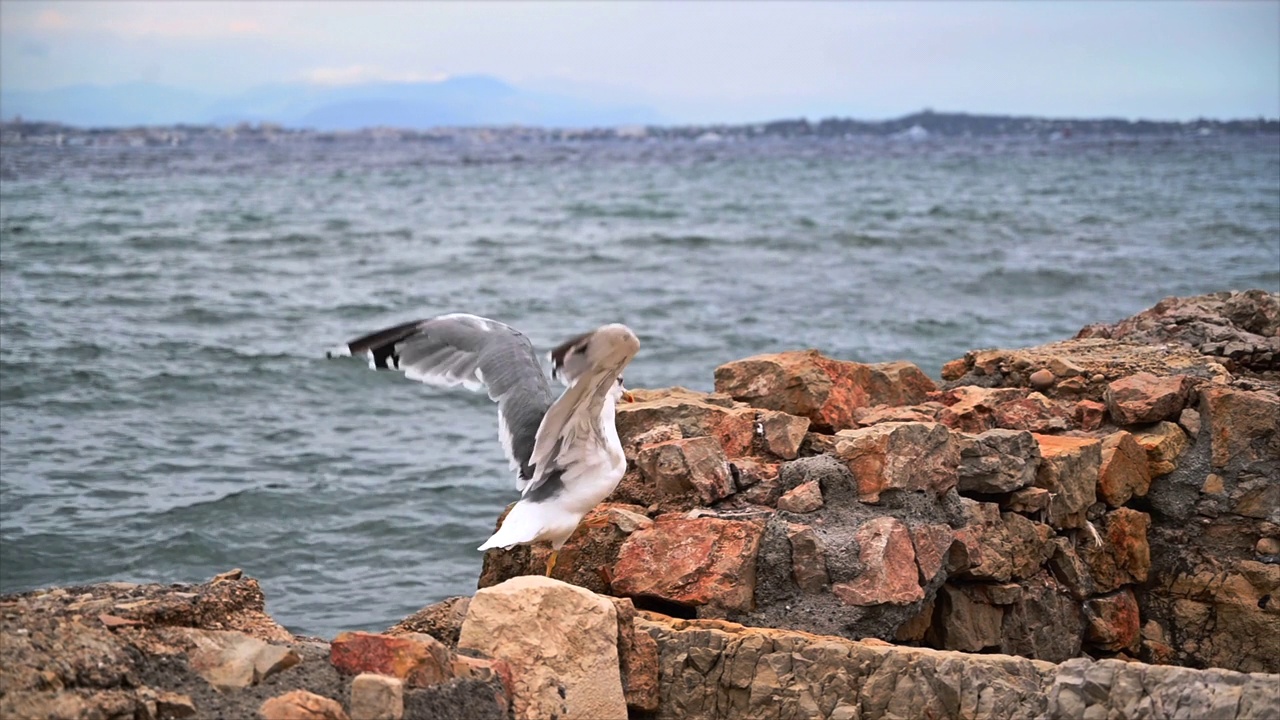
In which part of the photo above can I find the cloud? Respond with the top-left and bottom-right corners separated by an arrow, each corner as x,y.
226,20 -> 264,35
301,65 -> 448,86
35,9 -> 70,30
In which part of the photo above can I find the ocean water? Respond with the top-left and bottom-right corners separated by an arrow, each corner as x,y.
2,135 -> 1277,638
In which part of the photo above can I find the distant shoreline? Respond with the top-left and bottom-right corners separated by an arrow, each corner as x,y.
3,110 -> 1277,148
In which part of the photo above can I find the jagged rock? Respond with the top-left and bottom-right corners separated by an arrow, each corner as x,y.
776,480 -> 823,513
184,628 -> 301,691
732,459 -> 784,505
832,517 -> 924,606
617,388 -> 757,458
1104,372 -> 1193,425
458,576 -> 627,720
1097,431 -> 1153,507
714,350 -> 935,432
612,515 -> 765,614
832,421 -> 959,503
1155,557 -> 1280,673
786,523 -> 831,593
1133,421 -> 1190,477
1074,399 -> 1107,431
908,523 -> 954,585
936,386 -> 1026,433
1046,537 -> 1097,601
929,584 -> 1004,652
993,392 -> 1073,432
1032,434 -> 1100,529
350,673 -> 403,720
259,690 -> 349,720
758,410 -> 811,459
637,436 -> 734,505
1085,589 -> 1142,653
1004,486 -> 1051,515
1199,385 -> 1280,472
609,597 -> 659,713
999,571 -> 1085,663
386,596 -> 470,646
952,502 -> 1053,583
853,402 -> 943,427
1079,508 -> 1151,594
956,428 -> 1041,494
329,632 -> 452,688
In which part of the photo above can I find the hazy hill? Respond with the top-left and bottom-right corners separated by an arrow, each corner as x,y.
0,75 -> 662,130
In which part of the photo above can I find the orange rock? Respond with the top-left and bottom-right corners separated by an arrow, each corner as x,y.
853,403 -> 943,427
758,410 -> 811,459
1080,508 -> 1151,594
329,632 -> 452,688
1074,399 -> 1107,432
612,515 -> 765,614
940,357 -> 969,381
908,523 -> 955,585
732,459 -> 783,506
1199,385 -> 1280,470
993,393 -> 1072,433
832,517 -> 924,606
776,480 -> 823,513
635,436 -> 733,505
259,690 -> 349,720
1133,421 -> 1189,477
1098,431 -> 1153,507
713,350 -> 935,432
1032,434 -> 1100,529
936,386 -> 1025,434
1104,372 -> 1191,426
832,422 -> 958,503
616,391 -> 757,458
1085,589 -> 1142,653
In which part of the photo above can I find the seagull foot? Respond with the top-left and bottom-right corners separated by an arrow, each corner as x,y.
544,549 -> 559,577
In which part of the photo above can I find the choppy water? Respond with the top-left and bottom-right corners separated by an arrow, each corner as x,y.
2,135 -> 1277,638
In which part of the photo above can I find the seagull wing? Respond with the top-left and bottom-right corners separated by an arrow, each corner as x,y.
338,313 -> 554,488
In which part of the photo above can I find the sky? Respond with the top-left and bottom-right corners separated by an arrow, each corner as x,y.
1,0 -> 1277,123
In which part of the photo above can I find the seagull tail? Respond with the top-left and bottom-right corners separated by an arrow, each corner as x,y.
477,501 -> 546,552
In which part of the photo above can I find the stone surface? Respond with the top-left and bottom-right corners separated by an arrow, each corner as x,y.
259,690 -> 350,720
458,576 -> 627,720
951,504 -> 1054,583
616,388 -> 758,459
329,632 -> 452,688
612,515 -> 765,614
1032,434 -> 1100,529
992,392 -> 1073,433
759,410 -> 811,460
714,350 -> 935,432
1104,372 -> 1192,425
185,628 -> 301,691
832,421 -> 959,503
386,596 -> 470,646
930,584 -> 1004,652
832,518 -> 924,606
609,597 -> 659,713
637,436 -> 735,505
955,428 -> 1041,494
1199,385 -> 1280,471
1079,508 -> 1151,594
1097,431 -> 1153,507
936,386 -> 1026,433
999,572 -> 1085,663
350,673 -> 404,720
786,523 -> 831,593
1133,421 -> 1190,477
1074,399 -> 1107,431
1085,589 -> 1142,653
776,480 -> 823,513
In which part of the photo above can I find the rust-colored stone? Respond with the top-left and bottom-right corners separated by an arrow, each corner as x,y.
758,410 -> 811,460
616,390 -> 757,458
832,517 -> 924,606
1104,372 -> 1192,425
1074,399 -> 1107,432
1032,434 -> 1100,529
993,393 -> 1072,433
786,523 -> 830,593
1199,385 -> 1280,470
1098,431 -> 1153,507
1085,589 -> 1141,653
776,480 -> 823,513
329,632 -> 452,688
833,421 -> 958,503
1080,508 -> 1151,594
612,516 -> 765,614
635,436 -> 733,505
1133,421 -> 1189,477
909,523 -> 955,585
259,690 -> 349,720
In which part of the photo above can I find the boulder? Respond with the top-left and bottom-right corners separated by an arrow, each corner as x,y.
758,410 -> 811,460
936,386 -> 1026,433
1032,434 -> 1100,529
786,523 -> 831,593
458,576 -> 627,720
612,515 -> 765,614
832,422 -> 959,503
956,428 -> 1041,495
1199,385 -> 1280,471
992,393 -> 1073,433
832,518 -> 925,606
329,631 -> 452,688
616,389 -> 757,458
259,690 -> 349,720
1097,431 -> 1153,507
636,436 -> 734,505
1079,508 -> 1151,594
184,628 -> 301,691
776,480 -> 823,513
714,350 -> 935,432
1074,399 -> 1107,431
1133,421 -> 1190,477
1085,589 -> 1142,653
386,596 -> 470,646
349,673 -> 403,720
1104,372 -> 1192,425
929,584 -> 1004,652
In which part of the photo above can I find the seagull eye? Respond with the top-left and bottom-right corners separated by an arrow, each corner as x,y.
617,377 -> 624,385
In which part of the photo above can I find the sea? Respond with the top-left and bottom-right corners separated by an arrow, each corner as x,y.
2,134 -> 1277,638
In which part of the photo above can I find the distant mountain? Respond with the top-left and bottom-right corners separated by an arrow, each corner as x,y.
0,75 -> 663,130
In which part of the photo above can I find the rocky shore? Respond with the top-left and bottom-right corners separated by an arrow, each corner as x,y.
3,290 -> 1278,720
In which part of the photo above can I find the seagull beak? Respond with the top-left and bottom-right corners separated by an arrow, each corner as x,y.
621,389 -> 635,403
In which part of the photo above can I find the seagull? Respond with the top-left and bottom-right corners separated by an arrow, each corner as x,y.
332,313 -> 641,575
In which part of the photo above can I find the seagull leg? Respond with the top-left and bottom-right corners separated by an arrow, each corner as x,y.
544,549 -> 559,577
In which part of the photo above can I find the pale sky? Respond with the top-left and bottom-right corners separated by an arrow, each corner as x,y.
2,0 -> 1277,122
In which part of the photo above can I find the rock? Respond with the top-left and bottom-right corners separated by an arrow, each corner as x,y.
259,690 -> 349,720
941,358 -> 969,381
612,515 -> 765,614
732,459 -> 784,506
786,523 -> 831,593
908,523 -> 954,585
936,386 -> 1026,433
386,596 -> 470,646
1085,589 -> 1142,653
1032,434 -> 1100,529
1104,372 -> 1192,425
608,598 -> 659,713
956,428 -> 1041,494
853,402 -> 943,427
1074,399 -> 1107,431
929,584 -> 1004,652
1133,421 -> 1190,477
1199,385 -> 1280,471
993,393 -> 1073,433
636,436 -> 734,505
776,480 -> 823,513
714,350 -> 935,432
329,631 -> 452,688
1178,407 -> 1202,438
1004,487 -> 1051,516
349,673 -> 403,720
832,422 -> 959,503
758,410 -> 811,460
1029,368 -> 1055,390
616,389 -> 757,459
458,576 -> 627,720
952,504 -> 1054,583
1097,431 -> 1153,507
1000,572 -> 1085,662
832,517 -> 924,606
1258,537 -> 1280,556
1046,537 -> 1096,600
1080,508 -> 1151,594
184,629 -> 301,691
